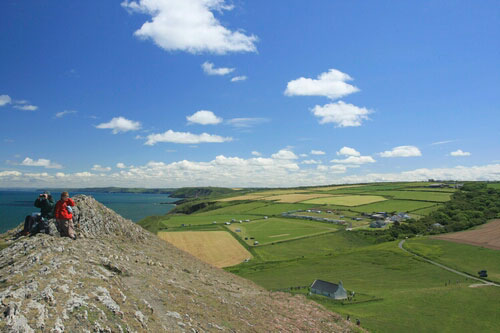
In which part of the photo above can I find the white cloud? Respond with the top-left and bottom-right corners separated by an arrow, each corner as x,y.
13,104 -> 38,111
231,75 -> 247,82
226,118 -> 269,128
330,155 -> 376,165
55,110 -> 77,118
299,153 -> 308,158
271,149 -> 298,160
311,101 -> 371,127
2,161 -> 500,188
302,159 -> 321,165
310,150 -> 325,155
337,147 -> 360,157
116,163 -> 127,169
96,117 -> 142,134
431,140 -> 455,145
122,0 -> 258,54
380,146 -> 422,157
450,149 -> 471,157
201,61 -> 235,75
285,69 -> 359,99
21,157 -> 62,169
251,151 -> 262,157
91,164 -> 112,172
186,110 -> 223,125
145,130 -> 232,145
0,95 -> 11,106
330,165 -> 348,173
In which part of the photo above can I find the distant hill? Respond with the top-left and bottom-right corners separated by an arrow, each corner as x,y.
170,186 -> 240,198
36,187 -> 175,194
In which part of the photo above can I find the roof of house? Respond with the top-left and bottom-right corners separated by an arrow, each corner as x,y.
310,279 -> 343,294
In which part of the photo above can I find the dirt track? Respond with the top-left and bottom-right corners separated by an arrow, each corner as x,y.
433,219 -> 500,250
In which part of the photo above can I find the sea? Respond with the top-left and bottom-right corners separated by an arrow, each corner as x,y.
0,190 -> 178,233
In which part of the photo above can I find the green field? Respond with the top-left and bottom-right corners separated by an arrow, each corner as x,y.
405,238 -> 500,283
228,238 -> 500,332
141,182 -> 500,332
350,199 -> 436,213
229,217 -> 339,245
487,183 -> 500,189
302,195 -> 386,206
367,190 -> 452,202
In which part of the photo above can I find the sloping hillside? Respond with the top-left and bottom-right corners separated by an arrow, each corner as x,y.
0,195 -> 356,332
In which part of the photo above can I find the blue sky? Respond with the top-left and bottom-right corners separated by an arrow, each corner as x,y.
1,0 -> 499,187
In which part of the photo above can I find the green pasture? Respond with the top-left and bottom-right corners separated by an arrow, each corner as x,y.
158,214 -> 262,227
253,231 -> 372,261
411,204 -> 443,216
228,240 -> 500,332
245,203 -> 316,215
403,187 -> 457,193
487,182 -> 500,189
195,201 -> 269,215
229,217 -> 339,245
405,238 -> 500,283
350,199 -> 435,213
367,190 -> 452,202
302,195 -> 387,206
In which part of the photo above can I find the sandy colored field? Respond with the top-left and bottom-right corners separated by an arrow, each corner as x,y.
433,220 -> 500,250
302,195 -> 387,206
262,193 -> 334,203
255,189 -> 311,196
218,194 -> 267,201
307,185 -> 365,191
158,231 -> 252,267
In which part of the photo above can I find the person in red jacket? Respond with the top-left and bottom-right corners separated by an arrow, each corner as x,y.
55,191 -> 76,239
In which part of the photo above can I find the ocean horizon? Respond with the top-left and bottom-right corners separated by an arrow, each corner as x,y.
0,190 -> 178,233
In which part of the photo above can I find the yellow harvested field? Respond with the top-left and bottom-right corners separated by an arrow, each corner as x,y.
218,194 -> 267,202
263,193 -> 334,203
256,189 -> 310,196
158,231 -> 252,268
308,185 -> 365,191
302,195 -> 387,206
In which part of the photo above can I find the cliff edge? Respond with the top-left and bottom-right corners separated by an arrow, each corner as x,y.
0,195 -> 357,332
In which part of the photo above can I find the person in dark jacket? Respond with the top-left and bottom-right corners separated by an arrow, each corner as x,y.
21,191 -> 55,235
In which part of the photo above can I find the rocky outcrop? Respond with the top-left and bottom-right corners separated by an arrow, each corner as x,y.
0,195 -> 356,332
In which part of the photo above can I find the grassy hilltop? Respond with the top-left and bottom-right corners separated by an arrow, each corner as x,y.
140,181 -> 500,332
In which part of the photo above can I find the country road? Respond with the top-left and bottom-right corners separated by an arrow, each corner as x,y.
398,239 -> 500,287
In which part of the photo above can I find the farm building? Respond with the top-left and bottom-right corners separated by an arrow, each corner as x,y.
310,280 -> 347,300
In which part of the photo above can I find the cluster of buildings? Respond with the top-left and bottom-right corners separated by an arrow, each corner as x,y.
364,212 -> 411,228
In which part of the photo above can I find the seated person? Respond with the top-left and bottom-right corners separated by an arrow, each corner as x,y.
21,191 -> 55,236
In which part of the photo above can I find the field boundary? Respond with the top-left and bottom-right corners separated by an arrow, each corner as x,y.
398,240 -> 499,287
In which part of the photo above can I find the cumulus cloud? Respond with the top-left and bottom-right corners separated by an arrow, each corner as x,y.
337,147 -> 360,157
0,95 -> 12,106
122,0 -> 258,54
91,164 -> 112,172
450,149 -> 471,157
271,149 -> 298,160
230,75 -> 247,82
380,145 -> 422,157
186,110 -> 223,125
330,155 -> 376,165
145,130 -> 232,145
302,159 -> 321,165
285,69 -> 359,99
2,160 -> 500,188
251,151 -> 262,156
311,101 -> 371,127
310,150 -> 325,155
55,110 -> 77,118
13,104 -> 38,111
201,61 -> 234,75
116,163 -> 127,169
21,157 -> 62,169
226,117 -> 269,128
96,117 -> 142,134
